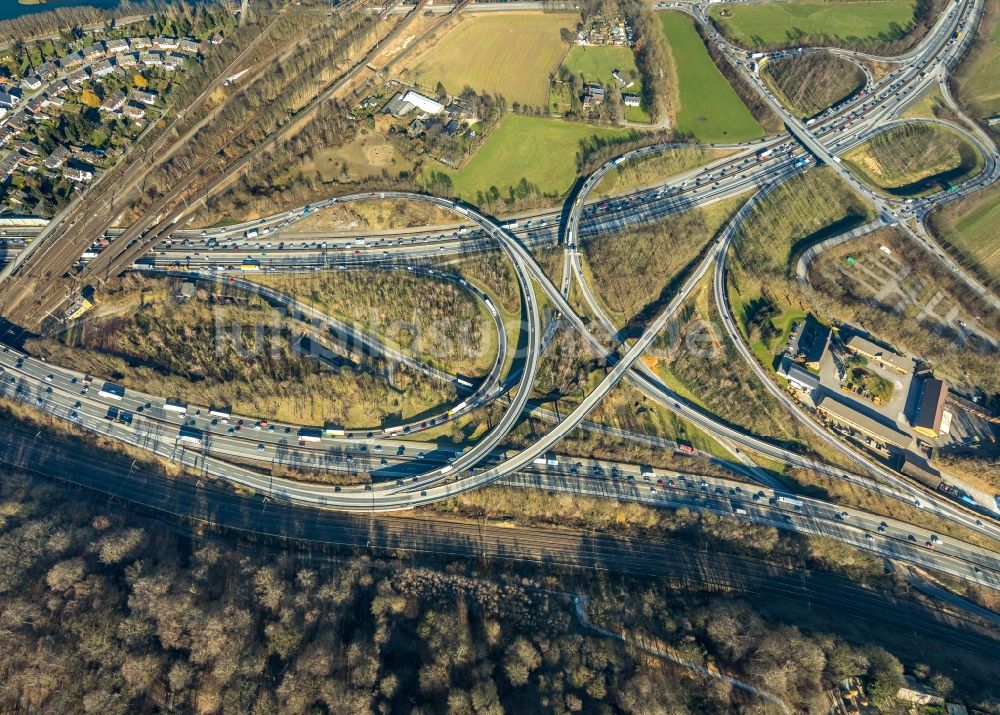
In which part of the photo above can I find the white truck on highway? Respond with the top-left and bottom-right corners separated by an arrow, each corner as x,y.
164,398 -> 188,415
298,427 -> 323,443
98,381 -> 125,400
776,494 -> 804,509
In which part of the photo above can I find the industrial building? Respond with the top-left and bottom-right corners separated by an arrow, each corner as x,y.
844,334 -> 914,374
814,394 -> 911,449
777,356 -> 819,393
789,316 -> 829,370
912,378 -> 949,437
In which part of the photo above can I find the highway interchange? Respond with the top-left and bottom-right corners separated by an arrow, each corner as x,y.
1,0 -> 999,615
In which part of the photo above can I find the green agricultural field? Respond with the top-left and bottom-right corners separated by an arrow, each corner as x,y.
562,45 -> 648,122
842,123 -> 982,197
929,183 -> 1000,286
405,13 -> 575,108
658,12 -> 764,142
708,1 -> 917,50
954,2 -> 1000,120
429,115 -> 634,202
762,52 -> 866,117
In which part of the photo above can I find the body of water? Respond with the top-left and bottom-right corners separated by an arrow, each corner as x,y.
1,1 -> 124,23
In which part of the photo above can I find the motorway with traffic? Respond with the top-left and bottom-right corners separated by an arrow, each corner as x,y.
1,0 -> 999,614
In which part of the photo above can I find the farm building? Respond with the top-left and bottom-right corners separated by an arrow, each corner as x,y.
382,91 -> 445,118
612,69 -> 634,88
401,91 -> 444,115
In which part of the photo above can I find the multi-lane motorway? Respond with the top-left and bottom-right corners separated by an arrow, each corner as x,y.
1,0 -> 999,609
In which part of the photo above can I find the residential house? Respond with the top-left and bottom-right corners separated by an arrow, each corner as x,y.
445,101 -> 476,123
117,53 -> 138,70
123,103 -> 146,121
153,36 -> 179,51
0,90 -> 19,109
75,148 -> 105,166
100,90 -> 127,113
623,93 -> 640,107
778,356 -> 820,394
130,37 -> 152,51
41,94 -> 66,110
83,43 -> 106,61
59,52 -> 84,70
20,75 -> 42,92
67,69 -> 90,86
582,84 -> 606,110
91,59 -> 115,79
6,112 -> 28,132
0,153 -> 20,179
163,53 -> 187,71
133,90 -> 158,105
35,62 -> 57,81
178,38 -> 201,54
24,96 -> 45,116
140,52 -> 163,67
0,126 -> 18,146
44,145 -> 71,170
15,141 -> 39,157
105,38 -> 130,54
49,80 -> 70,95
209,33 -> 224,45
64,166 -> 94,183
382,92 -> 411,118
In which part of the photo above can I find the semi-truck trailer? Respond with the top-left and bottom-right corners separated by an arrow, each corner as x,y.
177,425 -> 203,445
298,427 -> 323,443
98,381 -> 125,400
776,495 -> 804,509
164,398 -> 188,414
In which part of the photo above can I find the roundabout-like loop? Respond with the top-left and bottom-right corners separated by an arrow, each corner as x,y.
142,263 -> 509,439
2,192 -> 544,511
